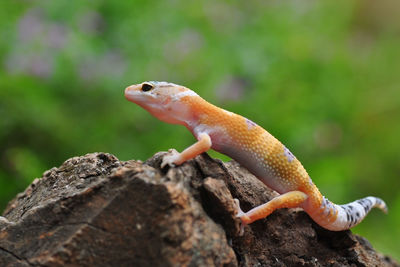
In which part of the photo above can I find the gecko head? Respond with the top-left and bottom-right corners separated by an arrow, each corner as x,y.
125,81 -> 199,125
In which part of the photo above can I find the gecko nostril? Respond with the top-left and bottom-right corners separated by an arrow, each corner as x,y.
141,83 -> 154,92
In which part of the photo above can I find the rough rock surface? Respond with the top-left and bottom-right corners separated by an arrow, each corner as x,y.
0,152 -> 398,267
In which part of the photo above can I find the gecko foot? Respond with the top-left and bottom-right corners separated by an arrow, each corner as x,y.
234,198 -> 250,236
161,149 -> 180,168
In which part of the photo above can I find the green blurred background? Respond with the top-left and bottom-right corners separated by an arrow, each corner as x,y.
0,0 -> 399,260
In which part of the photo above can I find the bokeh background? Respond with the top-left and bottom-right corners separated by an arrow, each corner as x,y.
0,0 -> 399,260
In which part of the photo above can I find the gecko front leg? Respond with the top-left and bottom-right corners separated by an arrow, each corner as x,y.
161,132 -> 212,168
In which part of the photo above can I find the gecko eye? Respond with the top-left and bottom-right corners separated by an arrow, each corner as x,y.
141,83 -> 154,92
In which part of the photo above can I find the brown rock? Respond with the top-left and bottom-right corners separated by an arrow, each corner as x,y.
0,152 -> 398,267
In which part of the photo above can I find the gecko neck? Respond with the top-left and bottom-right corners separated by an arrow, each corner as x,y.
183,97 -> 227,136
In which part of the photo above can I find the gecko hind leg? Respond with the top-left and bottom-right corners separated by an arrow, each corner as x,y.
234,191 -> 308,234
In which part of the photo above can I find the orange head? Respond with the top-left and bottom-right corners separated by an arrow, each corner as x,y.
125,81 -> 199,125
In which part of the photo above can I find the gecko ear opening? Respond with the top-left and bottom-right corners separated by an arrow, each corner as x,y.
141,83 -> 154,92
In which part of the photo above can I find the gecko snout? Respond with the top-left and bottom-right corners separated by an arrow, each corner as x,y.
124,85 -> 139,101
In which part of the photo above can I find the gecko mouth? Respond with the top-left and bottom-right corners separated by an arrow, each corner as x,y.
124,87 -> 135,101
124,85 -> 142,101
125,85 -> 157,105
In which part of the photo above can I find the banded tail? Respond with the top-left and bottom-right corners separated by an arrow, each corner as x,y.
306,196 -> 387,231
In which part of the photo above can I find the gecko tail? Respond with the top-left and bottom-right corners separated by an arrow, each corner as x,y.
307,196 -> 387,231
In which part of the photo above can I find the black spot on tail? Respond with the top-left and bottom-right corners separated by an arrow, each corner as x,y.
356,198 -> 372,213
